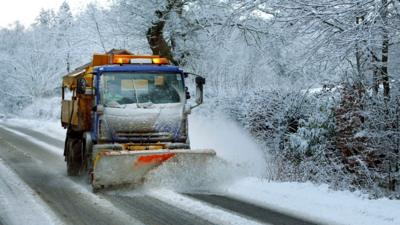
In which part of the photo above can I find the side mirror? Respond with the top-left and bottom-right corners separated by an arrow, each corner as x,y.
195,76 -> 205,105
76,78 -> 87,94
184,72 -> 206,109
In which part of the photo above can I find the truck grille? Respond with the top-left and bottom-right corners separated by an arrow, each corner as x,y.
114,132 -> 174,142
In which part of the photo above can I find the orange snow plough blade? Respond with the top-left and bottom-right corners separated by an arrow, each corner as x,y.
91,149 -> 216,191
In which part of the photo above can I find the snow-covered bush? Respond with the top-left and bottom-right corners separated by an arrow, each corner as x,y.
282,89 -> 340,182
219,82 -> 399,198
222,87 -> 323,179
335,84 -> 399,197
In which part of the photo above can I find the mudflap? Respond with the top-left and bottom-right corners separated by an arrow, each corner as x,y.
91,149 -> 216,191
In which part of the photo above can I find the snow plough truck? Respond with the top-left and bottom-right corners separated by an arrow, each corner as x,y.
61,49 -> 215,191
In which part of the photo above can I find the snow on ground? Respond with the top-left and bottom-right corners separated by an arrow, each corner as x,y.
1,115 -> 399,225
0,159 -> 62,225
223,178 -> 400,225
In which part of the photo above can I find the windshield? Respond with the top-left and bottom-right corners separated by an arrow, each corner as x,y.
100,72 -> 184,106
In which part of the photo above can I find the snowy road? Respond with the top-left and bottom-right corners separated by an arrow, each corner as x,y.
0,124 -> 319,225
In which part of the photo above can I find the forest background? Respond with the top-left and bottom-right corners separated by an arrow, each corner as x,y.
0,0 -> 399,198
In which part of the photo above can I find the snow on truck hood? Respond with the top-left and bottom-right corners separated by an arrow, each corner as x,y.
102,103 -> 184,138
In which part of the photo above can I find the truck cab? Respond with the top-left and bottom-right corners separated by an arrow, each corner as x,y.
61,50 -> 209,188
93,64 -> 190,145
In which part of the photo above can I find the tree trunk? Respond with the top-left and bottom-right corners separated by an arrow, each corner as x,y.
371,51 -> 379,94
355,15 -> 365,95
381,36 -> 390,98
381,0 -> 390,98
146,0 -> 184,66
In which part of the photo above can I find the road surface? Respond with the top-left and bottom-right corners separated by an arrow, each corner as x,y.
0,124 -> 320,225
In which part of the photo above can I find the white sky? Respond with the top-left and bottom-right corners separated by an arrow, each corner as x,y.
0,0 -> 109,28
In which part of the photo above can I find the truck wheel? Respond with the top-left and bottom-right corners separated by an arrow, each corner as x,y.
66,137 -> 83,176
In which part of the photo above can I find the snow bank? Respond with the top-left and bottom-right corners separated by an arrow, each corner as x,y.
0,159 -> 62,225
224,177 -> 400,225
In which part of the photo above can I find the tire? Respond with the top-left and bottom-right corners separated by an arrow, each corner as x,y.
66,137 -> 83,176
83,132 -> 93,171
